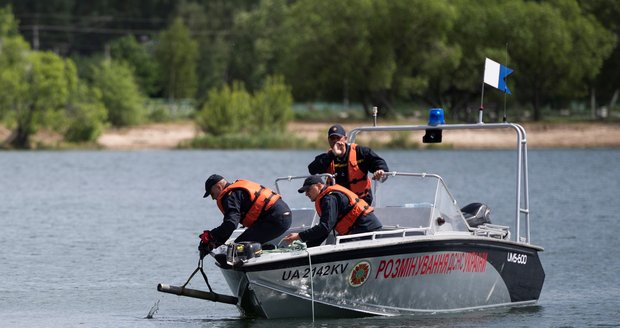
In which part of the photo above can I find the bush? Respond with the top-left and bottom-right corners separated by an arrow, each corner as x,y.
92,59 -> 145,127
196,75 -> 294,137
64,85 -> 107,142
195,81 -> 252,136
252,75 -> 293,132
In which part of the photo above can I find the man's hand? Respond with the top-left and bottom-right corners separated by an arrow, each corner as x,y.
373,169 -> 385,180
199,230 -> 212,244
198,230 -> 216,259
198,242 -> 211,259
331,141 -> 347,157
282,233 -> 300,245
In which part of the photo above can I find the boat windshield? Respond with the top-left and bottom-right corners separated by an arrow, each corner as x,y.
372,173 -> 469,233
269,172 -> 470,241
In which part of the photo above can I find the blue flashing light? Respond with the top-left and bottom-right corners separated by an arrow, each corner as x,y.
428,108 -> 445,126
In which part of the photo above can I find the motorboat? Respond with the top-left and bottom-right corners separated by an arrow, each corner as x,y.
158,111 -> 545,319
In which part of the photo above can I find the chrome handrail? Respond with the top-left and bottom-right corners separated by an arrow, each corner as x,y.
348,123 -> 530,244
274,173 -> 334,194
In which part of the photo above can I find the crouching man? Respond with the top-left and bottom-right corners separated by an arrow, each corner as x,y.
199,174 -> 292,258
282,175 -> 381,247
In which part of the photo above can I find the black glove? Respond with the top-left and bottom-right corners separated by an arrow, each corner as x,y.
198,241 -> 211,259
198,230 -> 215,259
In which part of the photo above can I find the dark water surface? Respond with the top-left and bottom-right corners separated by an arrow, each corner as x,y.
1,149 -> 619,327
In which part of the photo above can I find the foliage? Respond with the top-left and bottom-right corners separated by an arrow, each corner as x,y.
4,1 -> 177,55
278,0 -> 372,101
2,0 -> 620,131
195,81 -> 252,136
251,75 -> 293,132
64,83 -> 108,142
292,103 -> 368,122
108,35 -> 161,97
0,6 -> 29,125
175,1 -> 227,100
154,17 -> 198,100
579,0 -> 620,111
0,26 -> 76,148
0,5 -> 18,36
276,0 -> 459,116
501,0 -> 615,120
145,98 -> 195,122
91,59 -> 145,127
229,0 -> 289,91
195,76 -> 293,137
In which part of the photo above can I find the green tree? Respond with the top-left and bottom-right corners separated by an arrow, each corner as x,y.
4,0 -> 178,56
278,0 -> 372,103
229,0 -> 289,92
503,0 -> 615,120
369,0 -> 457,115
252,75 -> 293,132
423,0 -> 489,120
0,26 -> 76,148
579,0 -> 620,116
64,83 -> 108,142
277,0 -> 456,116
0,6 -> 28,126
196,76 -> 293,137
155,17 -> 198,100
196,81 -> 252,136
0,5 -> 18,37
176,1 -> 228,101
92,59 -> 145,126
109,35 -> 161,97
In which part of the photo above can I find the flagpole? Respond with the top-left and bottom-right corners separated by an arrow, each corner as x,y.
503,43 -> 509,123
483,56 -> 513,123
479,82 -> 485,124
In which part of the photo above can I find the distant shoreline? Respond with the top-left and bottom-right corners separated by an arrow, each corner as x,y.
2,121 -> 620,150
290,121 -> 620,149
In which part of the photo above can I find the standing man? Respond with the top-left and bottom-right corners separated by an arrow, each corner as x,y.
308,124 -> 388,205
198,174 -> 292,258
282,175 -> 382,247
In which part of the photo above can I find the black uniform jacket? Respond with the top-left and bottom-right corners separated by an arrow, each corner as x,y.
210,186 -> 289,245
298,190 -> 382,247
308,143 -> 389,204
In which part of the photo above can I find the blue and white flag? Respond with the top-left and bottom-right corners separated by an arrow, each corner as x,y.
483,58 -> 513,94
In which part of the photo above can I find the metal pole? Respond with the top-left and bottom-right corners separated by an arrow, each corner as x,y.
479,82 -> 485,124
373,106 -> 378,126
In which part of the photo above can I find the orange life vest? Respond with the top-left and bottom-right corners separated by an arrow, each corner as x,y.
315,184 -> 374,235
328,143 -> 372,201
216,180 -> 281,227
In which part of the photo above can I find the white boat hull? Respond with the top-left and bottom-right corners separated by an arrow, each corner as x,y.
219,237 -> 544,318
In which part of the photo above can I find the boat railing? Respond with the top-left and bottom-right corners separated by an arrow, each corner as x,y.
274,173 -> 335,195
348,123 -> 531,245
470,223 -> 511,240
335,227 -> 431,244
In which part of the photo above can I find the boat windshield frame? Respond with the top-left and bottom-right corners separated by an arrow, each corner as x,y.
348,122 -> 531,244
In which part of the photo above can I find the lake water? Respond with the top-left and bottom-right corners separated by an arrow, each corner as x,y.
1,148 -> 619,327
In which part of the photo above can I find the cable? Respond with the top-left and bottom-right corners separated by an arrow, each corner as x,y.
306,246 -> 315,322
272,241 -> 315,321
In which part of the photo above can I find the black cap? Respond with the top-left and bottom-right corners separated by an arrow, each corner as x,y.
203,174 -> 224,198
327,124 -> 346,138
298,175 -> 324,193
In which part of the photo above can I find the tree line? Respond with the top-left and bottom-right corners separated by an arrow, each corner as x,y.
0,0 -> 618,149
